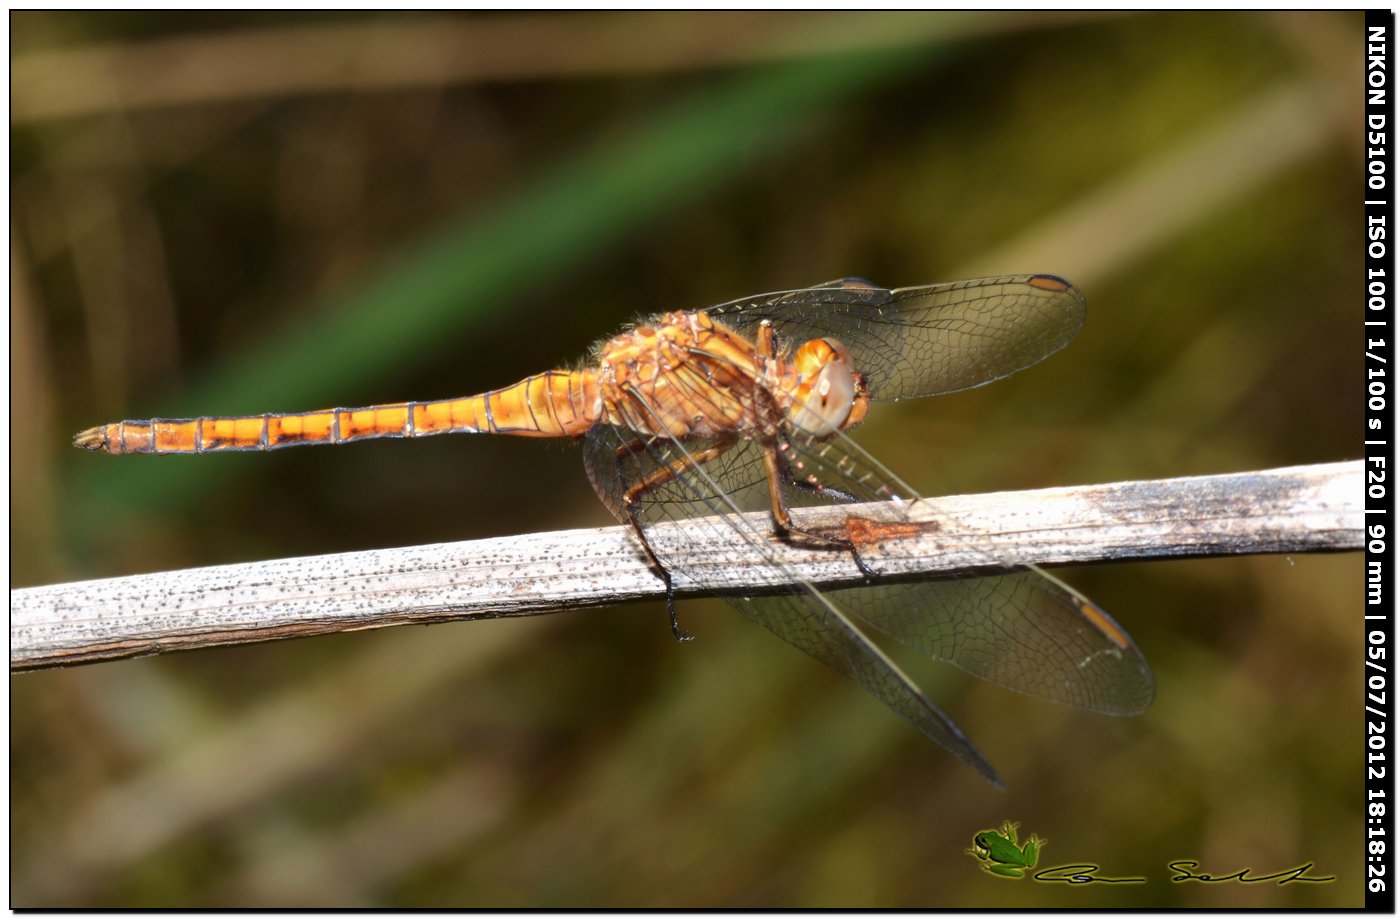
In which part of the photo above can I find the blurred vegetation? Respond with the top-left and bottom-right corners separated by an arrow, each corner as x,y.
12,10 -> 1363,907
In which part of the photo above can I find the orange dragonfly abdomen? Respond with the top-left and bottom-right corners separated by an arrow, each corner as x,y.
73,369 -> 603,455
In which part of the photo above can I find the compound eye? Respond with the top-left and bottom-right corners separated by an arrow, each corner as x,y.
792,336 -> 850,377
790,358 -> 856,437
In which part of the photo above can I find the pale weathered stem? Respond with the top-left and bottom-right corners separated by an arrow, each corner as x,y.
12,461 -> 1360,671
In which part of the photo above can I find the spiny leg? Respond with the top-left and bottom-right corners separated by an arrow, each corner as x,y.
762,443 -> 880,579
752,321 -> 879,577
614,436 -> 739,642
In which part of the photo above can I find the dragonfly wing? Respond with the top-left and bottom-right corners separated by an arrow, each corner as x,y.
703,274 -> 1086,402
581,426 -> 1003,784
781,431 -> 1155,715
820,571 -> 1153,715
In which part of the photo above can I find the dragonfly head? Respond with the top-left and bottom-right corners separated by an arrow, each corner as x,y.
788,337 -> 870,437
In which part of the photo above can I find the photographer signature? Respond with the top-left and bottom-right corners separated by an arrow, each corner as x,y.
1018,860 -> 1334,886
965,823 -> 1334,885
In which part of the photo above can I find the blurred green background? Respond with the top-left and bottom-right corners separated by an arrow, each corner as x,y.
11,10 -> 1363,907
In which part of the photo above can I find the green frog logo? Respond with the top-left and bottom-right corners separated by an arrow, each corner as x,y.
966,820 -> 1044,878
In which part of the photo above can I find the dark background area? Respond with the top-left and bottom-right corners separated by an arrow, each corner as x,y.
12,11 -> 1362,907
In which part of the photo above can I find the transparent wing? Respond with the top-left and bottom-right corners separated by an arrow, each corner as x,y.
780,433 -> 1155,715
581,425 -> 1004,785
701,274 -> 1086,402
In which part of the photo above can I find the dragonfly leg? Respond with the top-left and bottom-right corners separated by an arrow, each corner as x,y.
762,444 -> 880,579
754,320 -> 878,565
783,469 -> 882,576
614,437 -> 739,642
756,322 -> 871,571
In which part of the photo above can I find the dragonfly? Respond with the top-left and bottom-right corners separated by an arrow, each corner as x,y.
75,273 -> 1153,785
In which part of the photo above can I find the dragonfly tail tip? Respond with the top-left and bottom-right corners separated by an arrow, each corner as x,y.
73,426 -> 110,452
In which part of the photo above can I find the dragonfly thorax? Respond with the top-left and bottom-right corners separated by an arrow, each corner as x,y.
594,311 -> 768,440
592,311 -> 870,444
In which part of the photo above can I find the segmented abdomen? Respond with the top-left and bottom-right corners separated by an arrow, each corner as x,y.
73,370 -> 601,454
